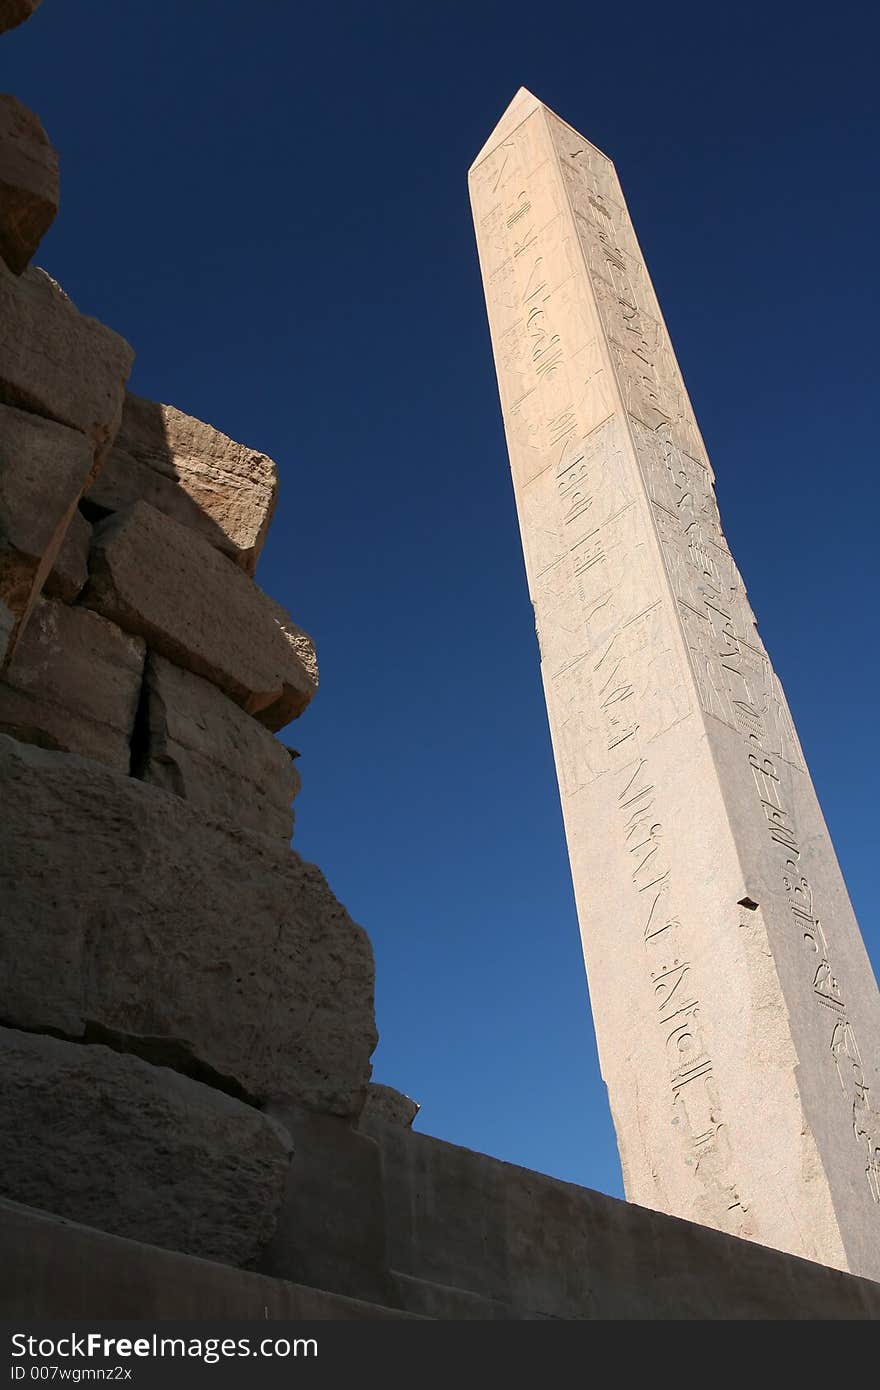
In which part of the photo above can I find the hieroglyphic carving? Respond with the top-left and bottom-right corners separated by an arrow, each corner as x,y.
750,747 -> 880,1202
635,420 -> 804,772
472,92 -> 880,1273
546,112 -> 805,770
613,748 -> 750,1224
472,104 -> 744,1225
542,113 -> 879,1202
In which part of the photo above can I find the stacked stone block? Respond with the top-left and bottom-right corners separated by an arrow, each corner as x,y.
0,0 -> 377,1271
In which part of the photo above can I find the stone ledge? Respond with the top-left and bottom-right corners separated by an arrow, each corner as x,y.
365,1121 -> 880,1320
0,1199 -> 420,1320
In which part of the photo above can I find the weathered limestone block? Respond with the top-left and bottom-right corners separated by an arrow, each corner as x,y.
138,652 -> 299,841
0,401 -> 96,649
0,598 -> 144,770
83,500 -> 317,730
86,393 -> 277,574
259,1101 -> 394,1307
0,1026 -> 292,1266
0,736 -> 377,1112
44,508 -> 90,601
0,0 -> 42,34
0,261 -> 133,458
263,589 -> 319,691
0,598 -> 11,664
361,1083 -> 420,1129
0,96 -> 58,274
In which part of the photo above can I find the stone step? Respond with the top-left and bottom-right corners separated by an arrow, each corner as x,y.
0,1198 -> 423,1320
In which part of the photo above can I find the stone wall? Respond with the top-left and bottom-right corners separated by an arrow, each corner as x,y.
0,0 -> 376,1270
360,1119 -> 880,1319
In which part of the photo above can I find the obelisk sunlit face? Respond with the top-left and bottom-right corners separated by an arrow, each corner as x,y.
469,89 -> 880,1283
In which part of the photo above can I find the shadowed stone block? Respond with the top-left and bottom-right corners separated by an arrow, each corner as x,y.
259,1102 -> 395,1308
138,652 -> 299,841
0,0 -> 43,35
82,500 -> 317,730
0,597 -> 144,769
368,1120 -> 880,1319
86,393 -> 277,575
0,96 -> 58,275
44,508 -> 90,601
361,1083 -> 420,1129
0,263 -> 133,459
0,401 -> 96,650
0,735 -> 377,1112
0,599 -> 11,664
3,1180 -> 879,1320
0,1026 -> 292,1266
0,1200 -> 420,1319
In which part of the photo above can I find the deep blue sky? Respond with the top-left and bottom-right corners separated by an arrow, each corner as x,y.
7,1 -> 878,1200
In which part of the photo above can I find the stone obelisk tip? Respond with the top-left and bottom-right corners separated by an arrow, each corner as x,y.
468,88 -> 544,174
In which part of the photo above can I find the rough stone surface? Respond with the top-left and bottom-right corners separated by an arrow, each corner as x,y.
0,1027 -> 292,1266
0,735 -> 377,1111
260,1102 -> 394,1307
0,95 -> 58,274
82,500 -> 317,729
470,90 -> 880,1282
86,393 -> 278,574
0,0 -> 42,34
0,1200 -> 419,1319
0,261 -> 133,458
262,591 -> 320,719
361,1083 -> 420,1129
44,507 -> 90,601
0,598 -> 144,769
0,402 -> 96,644
138,652 -> 299,841
0,598 -> 11,665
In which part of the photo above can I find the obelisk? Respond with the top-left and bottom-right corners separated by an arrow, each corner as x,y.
469,89 -> 880,1279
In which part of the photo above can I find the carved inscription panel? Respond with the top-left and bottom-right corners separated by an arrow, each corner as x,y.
471,119 -> 693,785
542,114 -> 879,1209
545,112 -> 804,771
472,99 -> 880,1253
471,106 -> 752,1231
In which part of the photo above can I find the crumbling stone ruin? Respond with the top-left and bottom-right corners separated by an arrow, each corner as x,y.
2,4 -> 880,1321
1,0 -> 382,1271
